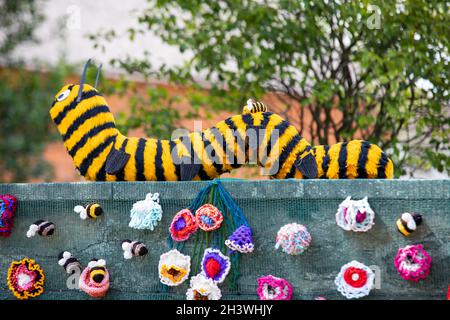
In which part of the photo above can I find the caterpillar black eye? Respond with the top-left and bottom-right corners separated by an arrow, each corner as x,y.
56,89 -> 71,102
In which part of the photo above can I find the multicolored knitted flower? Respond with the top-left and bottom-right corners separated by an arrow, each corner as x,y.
225,225 -> 254,253
7,258 -> 45,300
186,274 -> 222,300
79,259 -> 110,298
257,275 -> 293,300
159,249 -> 191,286
195,204 -> 223,231
336,196 -> 375,232
335,260 -> 375,299
170,209 -> 199,241
201,248 -> 230,284
275,223 -> 311,255
0,194 -> 17,237
394,244 -> 432,282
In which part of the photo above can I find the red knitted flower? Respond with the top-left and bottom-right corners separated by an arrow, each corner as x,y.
343,267 -> 368,288
170,209 -> 198,241
195,204 -> 223,231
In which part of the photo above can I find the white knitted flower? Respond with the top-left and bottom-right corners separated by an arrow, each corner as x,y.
186,274 -> 222,300
158,249 -> 191,286
336,196 -> 375,232
335,260 -> 375,299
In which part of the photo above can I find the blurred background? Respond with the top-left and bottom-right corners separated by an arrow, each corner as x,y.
0,0 -> 448,182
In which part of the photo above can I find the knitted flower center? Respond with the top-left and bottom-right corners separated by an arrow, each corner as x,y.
355,211 -> 367,223
173,217 -> 186,231
194,290 -> 209,300
343,267 -> 367,288
204,259 -> 221,278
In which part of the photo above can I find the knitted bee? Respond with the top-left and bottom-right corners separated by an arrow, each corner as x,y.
74,203 -> 103,220
27,220 -> 55,238
121,240 -> 148,259
50,59 -> 394,181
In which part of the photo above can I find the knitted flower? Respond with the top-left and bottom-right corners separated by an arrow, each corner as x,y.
170,209 -> 198,241
7,258 -> 45,300
336,196 -> 375,232
195,204 -> 223,231
159,249 -> 191,286
394,244 -> 432,282
129,193 -> 163,230
79,259 -> 110,298
335,260 -> 375,299
186,274 -> 222,300
0,194 -> 17,237
275,223 -> 311,255
225,225 -> 254,253
201,248 -> 230,284
257,275 -> 293,300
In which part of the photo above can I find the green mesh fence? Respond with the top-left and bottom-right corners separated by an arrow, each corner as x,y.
0,179 -> 448,300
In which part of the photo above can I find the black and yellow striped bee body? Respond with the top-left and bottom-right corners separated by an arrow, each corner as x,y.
50,62 -> 394,181
86,203 -> 103,219
242,99 -> 268,114
88,259 -> 107,284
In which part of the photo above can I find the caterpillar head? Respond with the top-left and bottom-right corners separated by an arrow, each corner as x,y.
49,59 -> 111,133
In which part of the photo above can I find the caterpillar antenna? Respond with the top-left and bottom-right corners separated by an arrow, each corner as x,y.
94,63 -> 103,89
77,58 -> 92,102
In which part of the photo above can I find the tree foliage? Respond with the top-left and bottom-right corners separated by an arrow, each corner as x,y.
93,0 -> 449,176
0,0 -> 70,182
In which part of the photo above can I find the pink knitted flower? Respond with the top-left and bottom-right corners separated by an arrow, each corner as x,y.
79,260 -> 110,298
195,204 -> 223,231
257,275 -> 293,300
394,244 -> 432,282
170,209 -> 198,241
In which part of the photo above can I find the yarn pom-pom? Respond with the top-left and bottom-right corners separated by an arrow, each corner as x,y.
225,225 -> 254,253
74,203 -> 103,220
186,274 -> 222,300
201,248 -> 231,284
394,244 -> 431,282
129,193 -> 163,230
170,209 -> 198,241
257,275 -> 293,300
275,223 -> 311,255
195,204 -> 223,231
159,249 -> 191,286
335,260 -> 374,299
7,258 -> 45,300
336,196 -> 375,232
79,259 -> 110,298
0,194 -> 17,237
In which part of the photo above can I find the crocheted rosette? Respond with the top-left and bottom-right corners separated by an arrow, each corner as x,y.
7,258 -> 45,300
195,204 -> 223,231
170,209 -> 198,241
225,225 -> 254,253
159,249 -> 191,286
186,274 -> 222,300
336,196 -> 375,232
275,223 -> 311,255
394,244 -> 432,282
0,194 -> 17,237
335,260 -> 375,299
201,248 -> 231,284
79,266 -> 110,298
257,275 -> 293,300
129,193 -> 163,230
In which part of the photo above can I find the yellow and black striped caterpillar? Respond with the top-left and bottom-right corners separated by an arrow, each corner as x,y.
50,60 -> 394,181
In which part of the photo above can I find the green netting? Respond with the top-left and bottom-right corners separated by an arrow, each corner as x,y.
0,179 -> 448,300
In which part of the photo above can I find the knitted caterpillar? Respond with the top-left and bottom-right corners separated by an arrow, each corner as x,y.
50,60 -> 394,181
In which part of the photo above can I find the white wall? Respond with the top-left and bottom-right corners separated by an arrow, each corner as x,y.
15,0 -> 187,75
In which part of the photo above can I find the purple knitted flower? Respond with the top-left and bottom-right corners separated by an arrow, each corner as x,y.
201,248 -> 231,284
225,225 -> 254,253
